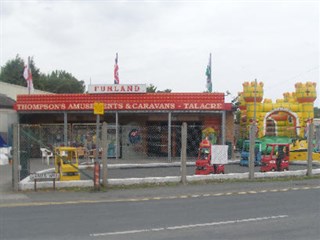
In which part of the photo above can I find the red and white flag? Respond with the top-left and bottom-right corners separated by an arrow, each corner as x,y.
114,53 -> 119,84
23,57 -> 34,94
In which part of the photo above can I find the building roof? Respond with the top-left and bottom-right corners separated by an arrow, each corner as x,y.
0,82 -> 51,101
0,93 -> 15,109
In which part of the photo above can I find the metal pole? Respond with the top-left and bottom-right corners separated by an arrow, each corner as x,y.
101,122 -> 108,187
307,123 -> 314,176
12,124 -> 20,191
168,112 -> 172,162
315,125 -> 320,151
64,112 -> 68,146
115,112 -> 119,160
28,57 -> 30,95
180,122 -> 187,185
221,111 -> 226,145
249,125 -> 255,179
249,79 -> 257,179
95,114 -> 100,163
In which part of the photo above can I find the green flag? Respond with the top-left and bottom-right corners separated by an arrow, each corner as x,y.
206,53 -> 212,92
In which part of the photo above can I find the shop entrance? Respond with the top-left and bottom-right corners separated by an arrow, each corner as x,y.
146,121 -> 202,158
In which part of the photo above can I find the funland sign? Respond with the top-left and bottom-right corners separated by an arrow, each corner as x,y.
88,84 -> 146,94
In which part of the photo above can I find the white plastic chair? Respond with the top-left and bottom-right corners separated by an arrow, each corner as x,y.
40,148 -> 53,165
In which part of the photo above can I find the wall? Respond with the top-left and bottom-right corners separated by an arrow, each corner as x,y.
0,109 -> 18,145
0,82 -> 51,101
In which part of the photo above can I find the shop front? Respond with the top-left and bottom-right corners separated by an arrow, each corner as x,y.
14,85 -> 234,161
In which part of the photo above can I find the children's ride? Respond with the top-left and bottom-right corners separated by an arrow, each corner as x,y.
54,147 -> 80,181
238,81 -> 317,139
260,143 -> 290,172
240,140 -> 262,166
290,139 -> 320,161
195,139 -> 228,175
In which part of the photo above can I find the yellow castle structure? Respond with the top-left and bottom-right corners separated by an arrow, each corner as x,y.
238,81 -> 317,139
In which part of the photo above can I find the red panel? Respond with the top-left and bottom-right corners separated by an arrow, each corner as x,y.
14,93 -> 231,112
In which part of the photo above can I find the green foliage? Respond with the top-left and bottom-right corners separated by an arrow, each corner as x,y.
146,84 -> 172,93
42,70 -> 85,93
0,55 -> 26,86
146,84 -> 157,93
159,89 -> 172,93
0,55 -> 85,93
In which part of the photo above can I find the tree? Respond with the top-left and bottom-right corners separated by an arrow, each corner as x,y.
43,70 -> 85,93
146,84 -> 172,93
158,89 -> 172,93
0,55 -> 25,86
0,55 -> 41,88
0,55 -> 85,93
146,84 -> 157,93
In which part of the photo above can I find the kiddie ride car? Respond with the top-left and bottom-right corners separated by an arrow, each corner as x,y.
260,143 -> 290,172
240,140 -> 262,166
54,147 -> 80,181
195,139 -> 228,175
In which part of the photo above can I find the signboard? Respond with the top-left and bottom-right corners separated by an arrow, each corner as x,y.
14,93 -> 230,112
93,102 -> 104,115
15,102 -> 226,111
88,84 -> 147,94
30,172 -> 59,180
210,145 -> 229,164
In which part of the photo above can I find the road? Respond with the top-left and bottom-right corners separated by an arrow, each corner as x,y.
1,185 -> 319,240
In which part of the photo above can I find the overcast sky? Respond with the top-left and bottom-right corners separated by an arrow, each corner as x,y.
1,0 -> 319,106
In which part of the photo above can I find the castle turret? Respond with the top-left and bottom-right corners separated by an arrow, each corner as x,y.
242,81 -> 264,138
295,82 -> 317,137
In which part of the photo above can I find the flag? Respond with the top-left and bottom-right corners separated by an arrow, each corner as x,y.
206,53 -> 212,93
114,53 -> 119,84
23,57 -> 34,94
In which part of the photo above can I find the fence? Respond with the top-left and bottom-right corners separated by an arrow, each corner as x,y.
12,123 -> 318,191
13,123 -> 218,182
16,123 -> 210,160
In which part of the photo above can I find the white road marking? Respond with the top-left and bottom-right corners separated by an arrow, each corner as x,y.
90,215 -> 288,237
152,197 -> 162,200
179,195 -> 188,198
213,193 -> 224,196
238,191 -> 247,195
248,191 -> 257,194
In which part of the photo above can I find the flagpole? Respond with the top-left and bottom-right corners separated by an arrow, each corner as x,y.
209,53 -> 212,92
114,53 -> 119,84
28,56 -> 30,95
206,53 -> 212,93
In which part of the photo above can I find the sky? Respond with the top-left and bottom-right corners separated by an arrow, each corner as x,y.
1,0 -> 319,106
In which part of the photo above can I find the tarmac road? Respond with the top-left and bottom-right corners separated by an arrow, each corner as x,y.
1,180 -> 319,240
